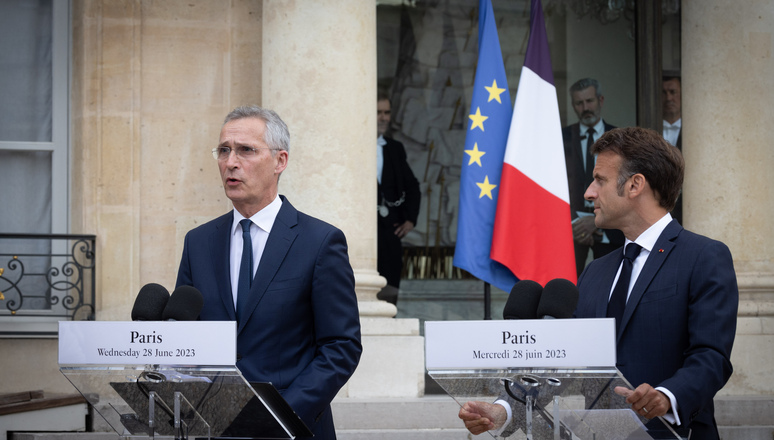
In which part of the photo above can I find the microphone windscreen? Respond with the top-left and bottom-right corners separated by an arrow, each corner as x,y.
162,285 -> 204,321
536,278 -> 579,319
502,280 -> 543,320
131,283 -> 170,321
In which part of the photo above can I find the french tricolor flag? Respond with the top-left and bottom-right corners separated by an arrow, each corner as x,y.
490,0 -> 576,285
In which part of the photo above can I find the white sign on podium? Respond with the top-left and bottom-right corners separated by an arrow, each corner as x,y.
425,318 -> 616,370
58,321 -> 236,366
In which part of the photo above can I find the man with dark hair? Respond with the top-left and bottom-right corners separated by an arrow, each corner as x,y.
662,74 -> 683,223
376,93 -> 420,305
459,127 -> 738,440
176,105 -> 362,439
662,75 -> 682,148
575,126 -> 737,439
562,78 -> 624,276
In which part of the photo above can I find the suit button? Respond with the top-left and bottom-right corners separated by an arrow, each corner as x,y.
236,353 -> 242,361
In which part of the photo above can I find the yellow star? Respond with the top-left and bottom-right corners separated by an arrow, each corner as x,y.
468,107 -> 488,132
477,176 -> 497,200
485,79 -> 506,103
465,143 -> 486,167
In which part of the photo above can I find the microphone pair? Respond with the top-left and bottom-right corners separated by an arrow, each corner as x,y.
503,278 -> 579,320
131,283 -> 204,321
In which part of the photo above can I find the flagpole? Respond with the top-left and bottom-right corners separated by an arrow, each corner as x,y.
484,282 -> 491,320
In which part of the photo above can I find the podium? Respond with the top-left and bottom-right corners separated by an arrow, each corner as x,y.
425,319 -> 685,439
58,321 -> 312,439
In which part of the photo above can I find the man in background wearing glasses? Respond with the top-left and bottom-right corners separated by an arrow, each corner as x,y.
176,105 -> 362,440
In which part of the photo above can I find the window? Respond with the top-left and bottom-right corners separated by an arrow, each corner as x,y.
0,0 -> 72,336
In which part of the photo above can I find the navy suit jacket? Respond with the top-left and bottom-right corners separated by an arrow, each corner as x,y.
176,196 -> 362,440
575,220 -> 738,439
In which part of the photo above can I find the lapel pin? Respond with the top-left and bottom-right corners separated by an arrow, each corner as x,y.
659,249 -> 664,253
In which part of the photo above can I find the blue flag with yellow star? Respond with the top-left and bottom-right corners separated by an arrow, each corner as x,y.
453,0 -> 518,292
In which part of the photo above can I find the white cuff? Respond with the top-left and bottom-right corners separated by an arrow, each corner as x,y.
493,399 -> 513,435
655,386 -> 681,426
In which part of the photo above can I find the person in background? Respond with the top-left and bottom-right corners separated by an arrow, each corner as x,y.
376,92 -> 420,305
562,78 -> 624,276
662,73 -> 683,224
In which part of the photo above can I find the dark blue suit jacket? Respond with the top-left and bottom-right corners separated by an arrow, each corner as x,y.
575,220 -> 738,439
176,196 -> 362,439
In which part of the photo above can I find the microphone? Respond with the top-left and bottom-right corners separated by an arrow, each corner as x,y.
131,283 -> 170,321
502,280 -> 543,320
536,278 -> 579,319
162,285 -> 204,321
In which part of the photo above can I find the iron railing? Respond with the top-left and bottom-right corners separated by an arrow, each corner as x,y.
0,234 -> 96,332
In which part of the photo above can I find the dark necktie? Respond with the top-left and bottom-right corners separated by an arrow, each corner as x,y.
606,242 -> 642,332
236,219 -> 253,320
584,127 -> 596,186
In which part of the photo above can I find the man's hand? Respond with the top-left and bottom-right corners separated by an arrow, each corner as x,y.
615,384 -> 671,419
572,216 -> 598,246
458,401 -> 507,435
393,220 -> 414,239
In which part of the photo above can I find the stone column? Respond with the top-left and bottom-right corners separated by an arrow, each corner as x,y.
262,0 -> 425,397
683,0 -> 774,395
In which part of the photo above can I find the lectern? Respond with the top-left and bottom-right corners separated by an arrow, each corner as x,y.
425,318 -> 685,439
58,321 -> 311,439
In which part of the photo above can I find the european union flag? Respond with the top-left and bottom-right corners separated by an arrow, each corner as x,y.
453,0 -> 518,293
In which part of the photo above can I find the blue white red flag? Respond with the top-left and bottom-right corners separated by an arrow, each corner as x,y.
490,0 -> 576,285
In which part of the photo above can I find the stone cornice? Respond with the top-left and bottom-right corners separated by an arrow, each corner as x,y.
737,272 -> 774,317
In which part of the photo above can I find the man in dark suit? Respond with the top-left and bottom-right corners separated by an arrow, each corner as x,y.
176,105 -> 362,440
458,128 -> 737,440
575,127 -> 737,439
562,78 -> 624,276
376,93 -> 420,305
662,74 -> 683,224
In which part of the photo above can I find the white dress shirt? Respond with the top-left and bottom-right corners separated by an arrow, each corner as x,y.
229,195 -> 282,309
377,135 -> 387,184
663,118 -> 682,146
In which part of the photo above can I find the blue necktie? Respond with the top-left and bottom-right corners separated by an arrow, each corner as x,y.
607,243 -> 642,333
236,219 -> 253,321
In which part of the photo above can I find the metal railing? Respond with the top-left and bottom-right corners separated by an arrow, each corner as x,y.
0,234 -> 96,326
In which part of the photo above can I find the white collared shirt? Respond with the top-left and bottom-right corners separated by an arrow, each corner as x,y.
377,135 -> 387,184
609,213 -> 673,302
229,195 -> 282,309
663,118 -> 682,146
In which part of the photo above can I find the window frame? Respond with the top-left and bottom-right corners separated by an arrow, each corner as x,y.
0,0 -> 72,337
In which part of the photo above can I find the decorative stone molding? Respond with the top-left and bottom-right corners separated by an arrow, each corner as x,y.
737,273 -> 774,318
354,269 -> 397,318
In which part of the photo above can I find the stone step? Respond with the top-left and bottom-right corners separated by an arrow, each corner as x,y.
333,396 -> 470,440
718,426 -> 774,440
714,395 -> 774,426
10,395 -> 774,440
331,395 -> 463,430
714,395 -> 774,440
337,429 -> 471,440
